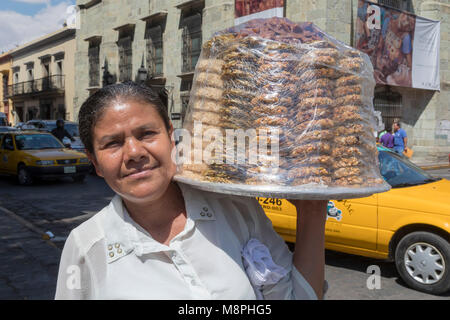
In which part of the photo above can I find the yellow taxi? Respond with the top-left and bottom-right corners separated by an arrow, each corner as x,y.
260,146 -> 450,295
0,130 -> 91,185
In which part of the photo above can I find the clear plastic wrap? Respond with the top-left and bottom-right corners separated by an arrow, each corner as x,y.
173,17 -> 391,200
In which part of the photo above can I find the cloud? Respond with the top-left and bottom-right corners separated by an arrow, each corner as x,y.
0,1 -> 73,53
12,0 -> 51,4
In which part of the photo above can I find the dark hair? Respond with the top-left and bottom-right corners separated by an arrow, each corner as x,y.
78,81 -> 170,155
394,122 -> 401,128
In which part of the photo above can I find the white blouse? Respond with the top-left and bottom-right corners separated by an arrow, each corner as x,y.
55,182 -> 317,300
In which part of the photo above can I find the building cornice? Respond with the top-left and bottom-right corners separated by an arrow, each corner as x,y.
176,0 -> 205,10
140,11 -> 168,22
113,23 -> 136,32
10,28 -> 75,59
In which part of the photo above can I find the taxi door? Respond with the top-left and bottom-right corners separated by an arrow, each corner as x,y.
0,134 -> 17,174
326,195 -> 378,251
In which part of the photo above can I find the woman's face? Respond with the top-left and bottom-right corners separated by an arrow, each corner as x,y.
89,99 -> 176,204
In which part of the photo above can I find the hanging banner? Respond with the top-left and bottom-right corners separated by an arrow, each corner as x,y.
356,0 -> 440,90
235,0 -> 284,25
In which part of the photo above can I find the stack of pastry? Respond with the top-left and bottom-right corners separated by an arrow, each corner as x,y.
242,40 -> 299,185
179,57 -> 226,182
178,17 -> 384,189
331,52 -> 383,187
285,42 -> 339,186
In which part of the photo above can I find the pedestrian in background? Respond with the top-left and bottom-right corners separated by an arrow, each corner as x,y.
51,119 -> 75,144
380,127 -> 394,149
393,122 -> 408,154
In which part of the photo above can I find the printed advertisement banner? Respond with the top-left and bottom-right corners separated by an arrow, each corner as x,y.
356,0 -> 440,90
235,0 -> 284,25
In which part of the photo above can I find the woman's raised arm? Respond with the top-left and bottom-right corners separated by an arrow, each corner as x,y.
289,200 -> 328,299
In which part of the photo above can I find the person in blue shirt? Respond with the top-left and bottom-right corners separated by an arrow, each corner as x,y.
393,122 -> 408,154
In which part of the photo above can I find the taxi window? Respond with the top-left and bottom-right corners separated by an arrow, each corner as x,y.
378,151 -> 436,187
1,134 -> 14,150
15,134 -> 64,150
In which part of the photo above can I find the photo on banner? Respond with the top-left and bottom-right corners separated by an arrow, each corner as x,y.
235,0 -> 285,25
355,0 -> 440,90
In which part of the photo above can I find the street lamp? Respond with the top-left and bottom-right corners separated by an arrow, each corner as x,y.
102,59 -> 114,87
137,55 -> 148,84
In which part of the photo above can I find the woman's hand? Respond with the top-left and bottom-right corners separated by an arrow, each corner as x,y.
288,199 -> 328,299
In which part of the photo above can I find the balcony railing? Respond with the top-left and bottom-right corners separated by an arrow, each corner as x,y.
6,75 -> 65,98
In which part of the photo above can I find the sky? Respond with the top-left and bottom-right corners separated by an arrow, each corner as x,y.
0,0 -> 76,53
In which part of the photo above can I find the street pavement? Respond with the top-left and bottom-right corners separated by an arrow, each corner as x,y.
0,170 -> 449,300
0,208 -> 60,299
426,167 -> 450,180
0,174 -> 114,300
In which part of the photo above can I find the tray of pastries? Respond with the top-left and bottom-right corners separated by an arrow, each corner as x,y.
173,17 -> 390,200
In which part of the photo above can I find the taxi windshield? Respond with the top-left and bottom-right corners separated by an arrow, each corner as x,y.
378,151 -> 440,188
15,134 -> 64,150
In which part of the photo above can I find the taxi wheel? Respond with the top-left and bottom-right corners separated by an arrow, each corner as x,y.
395,231 -> 450,295
17,165 -> 33,186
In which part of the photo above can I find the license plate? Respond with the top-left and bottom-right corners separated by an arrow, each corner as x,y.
64,166 -> 76,173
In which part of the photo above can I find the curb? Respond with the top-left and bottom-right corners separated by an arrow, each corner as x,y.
419,164 -> 450,171
0,205 -> 61,251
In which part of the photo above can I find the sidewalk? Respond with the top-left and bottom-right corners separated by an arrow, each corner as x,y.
0,206 -> 61,300
416,163 -> 450,170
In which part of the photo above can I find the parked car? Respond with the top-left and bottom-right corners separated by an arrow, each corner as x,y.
14,122 -> 25,130
0,131 -> 90,185
24,120 -> 86,153
0,112 -> 7,126
0,126 -> 18,133
260,146 -> 450,295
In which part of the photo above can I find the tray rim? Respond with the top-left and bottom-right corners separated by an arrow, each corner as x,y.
173,174 -> 391,200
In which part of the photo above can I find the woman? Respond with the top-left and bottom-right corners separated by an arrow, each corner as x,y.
55,82 -> 328,300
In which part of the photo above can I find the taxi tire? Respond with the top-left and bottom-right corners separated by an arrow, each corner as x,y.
17,164 -> 33,186
395,231 -> 450,295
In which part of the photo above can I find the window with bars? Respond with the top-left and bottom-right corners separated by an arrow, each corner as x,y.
118,34 -> 133,82
181,12 -> 202,73
180,79 -> 193,124
180,93 -> 190,124
146,25 -> 164,77
25,68 -> 34,94
374,89 -> 402,130
88,42 -> 100,87
2,74 -> 9,100
378,0 -> 411,12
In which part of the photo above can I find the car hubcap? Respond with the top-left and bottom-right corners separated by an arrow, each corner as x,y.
404,242 -> 445,285
18,169 -> 27,184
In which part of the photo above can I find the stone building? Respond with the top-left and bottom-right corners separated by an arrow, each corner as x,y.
8,27 -> 76,124
75,0 -> 235,129
74,0 -> 449,164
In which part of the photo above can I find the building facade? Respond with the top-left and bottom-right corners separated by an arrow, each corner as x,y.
8,27 -> 76,124
75,0 -> 234,128
0,52 -> 13,124
74,0 -> 449,164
